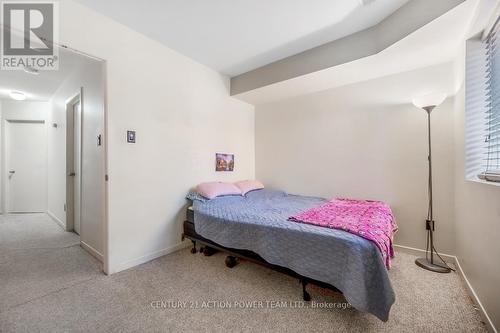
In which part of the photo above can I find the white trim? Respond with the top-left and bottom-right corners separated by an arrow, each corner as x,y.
65,91 -> 82,234
455,258 -> 497,333
102,60 -> 110,275
394,244 -> 456,263
395,244 -> 496,333
80,240 -> 103,262
47,211 -> 65,230
467,178 -> 500,188
110,241 -> 190,274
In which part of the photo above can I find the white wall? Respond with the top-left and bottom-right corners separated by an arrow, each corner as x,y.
0,100 -> 50,213
0,100 -> 49,121
59,1 -> 255,273
255,63 -> 457,254
453,83 -> 500,331
48,57 -> 105,259
451,1 -> 500,328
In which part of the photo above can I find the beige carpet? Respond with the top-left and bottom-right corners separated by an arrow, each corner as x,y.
0,214 -> 487,332
0,213 -> 80,250
0,214 -> 102,312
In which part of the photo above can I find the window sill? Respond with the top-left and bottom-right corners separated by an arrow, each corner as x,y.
466,178 -> 500,188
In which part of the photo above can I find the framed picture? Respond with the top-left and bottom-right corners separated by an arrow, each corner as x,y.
216,153 -> 234,172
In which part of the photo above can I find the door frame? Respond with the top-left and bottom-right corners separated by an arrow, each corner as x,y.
65,89 -> 83,233
42,42 -> 109,275
0,43 -> 109,274
3,119 -> 47,213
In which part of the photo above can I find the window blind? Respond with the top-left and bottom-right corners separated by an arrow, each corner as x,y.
465,16 -> 500,182
484,18 -> 500,177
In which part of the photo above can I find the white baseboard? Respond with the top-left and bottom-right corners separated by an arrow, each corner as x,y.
395,244 -> 496,333
111,241 -> 190,274
394,244 -> 457,264
47,211 -> 66,231
80,241 -> 103,262
454,257 -> 497,333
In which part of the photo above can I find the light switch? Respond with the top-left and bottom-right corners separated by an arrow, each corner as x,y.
127,130 -> 136,143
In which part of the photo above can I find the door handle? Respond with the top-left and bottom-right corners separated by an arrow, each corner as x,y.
9,170 -> 15,174
68,172 -> 76,177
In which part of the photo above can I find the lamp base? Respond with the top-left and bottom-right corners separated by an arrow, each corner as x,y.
415,258 -> 451,273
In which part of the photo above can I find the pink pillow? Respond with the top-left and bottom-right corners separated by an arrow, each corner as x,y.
234,180 -> 265,195
196,182 -> 242,199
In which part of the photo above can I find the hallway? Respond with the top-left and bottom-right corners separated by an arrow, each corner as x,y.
0,214 -> 102,312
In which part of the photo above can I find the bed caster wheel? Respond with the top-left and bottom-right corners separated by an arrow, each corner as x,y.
225,256 -> 238,268
203,246 -> 216,257
190,241 -> 197,254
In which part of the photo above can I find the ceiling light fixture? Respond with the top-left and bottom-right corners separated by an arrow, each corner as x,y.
9,91 -> 26,101
23,66 -> 40,75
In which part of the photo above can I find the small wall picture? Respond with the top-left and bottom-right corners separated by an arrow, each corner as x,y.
216,153 -> 234,172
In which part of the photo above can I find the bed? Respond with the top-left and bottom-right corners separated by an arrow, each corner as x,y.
183,189 -> 395,321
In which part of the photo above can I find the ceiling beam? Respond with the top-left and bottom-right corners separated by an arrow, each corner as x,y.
230,0 -> 465,96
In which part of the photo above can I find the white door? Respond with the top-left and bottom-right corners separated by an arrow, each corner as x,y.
73,102 -> 82,235
6,120 -> 47,213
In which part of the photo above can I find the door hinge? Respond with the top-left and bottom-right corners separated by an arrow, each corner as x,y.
105,174 -> 109,181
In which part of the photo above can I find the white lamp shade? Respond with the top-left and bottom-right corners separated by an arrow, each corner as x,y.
412,92 -> 447,109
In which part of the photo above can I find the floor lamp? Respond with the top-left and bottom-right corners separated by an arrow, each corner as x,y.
412,92 -> 451,273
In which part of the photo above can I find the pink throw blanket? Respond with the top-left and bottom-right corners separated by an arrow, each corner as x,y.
289,198 -> 398,269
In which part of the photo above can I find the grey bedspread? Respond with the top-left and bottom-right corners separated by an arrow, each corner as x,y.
192,189 -> 395,321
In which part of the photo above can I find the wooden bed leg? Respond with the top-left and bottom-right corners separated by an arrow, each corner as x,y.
190,240 -> 197,254
302,280 -> 311,302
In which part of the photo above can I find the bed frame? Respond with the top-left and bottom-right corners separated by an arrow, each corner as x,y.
182,207 -> 342,301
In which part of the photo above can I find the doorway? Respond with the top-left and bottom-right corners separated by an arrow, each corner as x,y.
66,93 -> 83,235
5,120 -> 47,213
0,39 -> 108,273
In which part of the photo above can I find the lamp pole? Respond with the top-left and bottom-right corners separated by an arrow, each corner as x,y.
426,106 -> 434,265
415,105 -> 451,273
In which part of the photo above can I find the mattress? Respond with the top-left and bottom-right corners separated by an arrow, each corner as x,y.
191,189 -> 395,321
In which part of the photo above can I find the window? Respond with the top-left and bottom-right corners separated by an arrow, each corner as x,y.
466,17 -> 500,182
